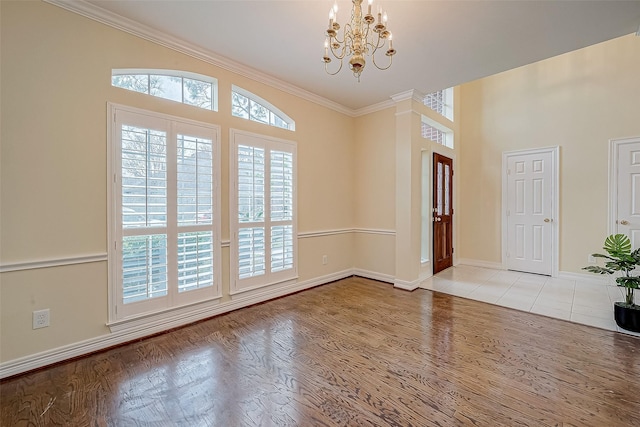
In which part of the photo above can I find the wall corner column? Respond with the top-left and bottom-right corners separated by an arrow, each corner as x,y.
391,90 -> 424,291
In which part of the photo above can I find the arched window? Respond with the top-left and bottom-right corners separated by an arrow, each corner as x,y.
112,69 -> 218,111
231,85 -> 295,131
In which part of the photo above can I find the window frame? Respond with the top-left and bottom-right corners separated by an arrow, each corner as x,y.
421,115 -> 454,149
112,69 -> 219,112
231,85 -> 295,131
229,129 -> 298,295
423,87 -> 454,121
107,103 -> 222,323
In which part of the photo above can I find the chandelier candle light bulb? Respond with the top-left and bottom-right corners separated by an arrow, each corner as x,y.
322,0 -> 396,81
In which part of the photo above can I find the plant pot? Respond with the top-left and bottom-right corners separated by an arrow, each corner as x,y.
614,302 -> 640,332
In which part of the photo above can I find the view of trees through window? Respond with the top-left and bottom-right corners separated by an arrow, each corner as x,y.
112,106 -> 220,318
231,88 -> 294,131
112,71 -> 214,110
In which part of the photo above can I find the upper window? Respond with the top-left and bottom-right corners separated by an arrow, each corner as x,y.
424,88 -> 453,121
108,104 -> 222,322
422,116 -> 454,149
112,69 -> 218,111
232,85 -> 295,131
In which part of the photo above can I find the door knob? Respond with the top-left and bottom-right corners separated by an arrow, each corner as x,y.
620,220 -> 629,225
544,218 -> 552,223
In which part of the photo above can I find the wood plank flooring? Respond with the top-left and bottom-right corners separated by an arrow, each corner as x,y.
1,276 -> 639,426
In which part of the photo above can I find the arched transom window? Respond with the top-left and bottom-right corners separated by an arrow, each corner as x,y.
112,69 -> 218,111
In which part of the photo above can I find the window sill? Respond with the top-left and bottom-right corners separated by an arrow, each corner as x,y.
107,295 -> 222,333
230,276 -> 299,299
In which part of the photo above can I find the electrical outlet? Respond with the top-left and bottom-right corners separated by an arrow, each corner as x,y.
322,255 -> 328,265
33,309 -> 50,329
588,255 -> 596,264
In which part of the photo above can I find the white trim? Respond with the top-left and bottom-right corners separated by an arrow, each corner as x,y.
0,229 -> 393,273
229,277 -> 298,297
393,278 -> 421,291
298,228 -> 396,239
457,258 -> 505,270
107,296 -> 222,332
353,99 -> 395,116
298,229 -> 353,238
352,228 -> 395,236
390,89 -> 426,104
0,269 -> 353,380
608,136 -> 640,235
352,269 -> 395,284
0,253 -> 108,273
43,0 -> 355,117
501,146 -> 560,277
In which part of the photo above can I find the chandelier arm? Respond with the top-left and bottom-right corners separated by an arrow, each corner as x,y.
324,58 -> 344,76
371,51 -> 393,71
329,42 -> 348,60
369,32 -> 386,53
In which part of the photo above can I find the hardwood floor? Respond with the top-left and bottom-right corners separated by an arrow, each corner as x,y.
1,276 -> 639,426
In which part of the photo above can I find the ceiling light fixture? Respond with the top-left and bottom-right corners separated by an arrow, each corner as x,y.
322,0 -> 396,81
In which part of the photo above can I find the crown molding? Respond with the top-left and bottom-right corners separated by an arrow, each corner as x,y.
43,0 -> 356,117
391,89 -> 426,104
353,99 -> 395,117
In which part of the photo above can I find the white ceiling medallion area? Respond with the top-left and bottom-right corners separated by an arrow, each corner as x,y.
45,0 -> 640,116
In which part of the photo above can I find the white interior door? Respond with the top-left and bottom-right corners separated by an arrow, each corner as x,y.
504,148 -> 557,275
613,138 -> 640,248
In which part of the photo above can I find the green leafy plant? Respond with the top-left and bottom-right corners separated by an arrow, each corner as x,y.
583,234 -> 640,307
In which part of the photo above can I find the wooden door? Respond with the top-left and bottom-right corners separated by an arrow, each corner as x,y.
433,153 -> 453,274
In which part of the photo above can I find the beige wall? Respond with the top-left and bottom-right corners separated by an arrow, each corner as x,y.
0,1 -> 355,362
458,34 -> 640,273
353,108 -> 396,277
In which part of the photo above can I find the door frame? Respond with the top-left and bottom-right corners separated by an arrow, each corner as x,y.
501,146 -> 559,277
608,136 -> 640,235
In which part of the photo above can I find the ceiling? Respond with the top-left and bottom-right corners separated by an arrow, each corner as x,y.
83,0 -> 640,111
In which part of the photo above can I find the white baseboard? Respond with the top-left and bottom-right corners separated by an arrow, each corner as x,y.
457,258 -> 505,270
0,269 -> 353,380
352,268 -> 394,284
393,278 -> 421,291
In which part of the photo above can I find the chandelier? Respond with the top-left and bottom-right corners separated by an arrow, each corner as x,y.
322,0 -> 396,81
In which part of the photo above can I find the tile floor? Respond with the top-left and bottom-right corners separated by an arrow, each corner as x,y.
419,264 -> 640,338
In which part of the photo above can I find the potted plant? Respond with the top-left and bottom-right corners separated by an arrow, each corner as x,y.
583,234 -> 640,332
